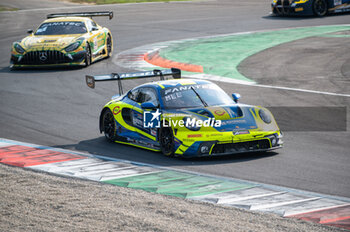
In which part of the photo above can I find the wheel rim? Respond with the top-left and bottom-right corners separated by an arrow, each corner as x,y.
160,128 -> 174,155
103,111 -> 115,140
85,45 -> 91,66
107,36 -> 112,55
314,0 -> 326,15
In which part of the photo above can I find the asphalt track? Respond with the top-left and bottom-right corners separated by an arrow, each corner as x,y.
0,0 -> 349,199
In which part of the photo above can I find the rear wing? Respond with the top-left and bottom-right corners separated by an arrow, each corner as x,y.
47,11 -> 113,20
86,68 -> 181,95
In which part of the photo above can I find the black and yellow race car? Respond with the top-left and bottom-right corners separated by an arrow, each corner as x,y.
10,11 -> 113,68
85,68 -> 283,158
271,0 -> 350,16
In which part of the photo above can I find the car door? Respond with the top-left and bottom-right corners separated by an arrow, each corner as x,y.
86,19 -> 104,56
120,88 -> 140,131
131,87 -> 160,140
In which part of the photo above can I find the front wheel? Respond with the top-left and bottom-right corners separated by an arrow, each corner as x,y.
312,0 -> 327,16
106,34 -> 112,58
102,109 -> 118,142
85,44 -> 92,67
159,126 -> 175,157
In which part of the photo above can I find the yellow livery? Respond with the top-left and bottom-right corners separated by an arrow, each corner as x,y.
10,11 -> 113,68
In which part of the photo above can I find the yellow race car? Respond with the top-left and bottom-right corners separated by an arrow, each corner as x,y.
10,11 -> 113,68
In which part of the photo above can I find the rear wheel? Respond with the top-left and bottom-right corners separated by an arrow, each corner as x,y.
106,34 -> 112,58
159,126 -> 175,157
85,44 -> 91,67
102,109 -> 118,142
312,0 -> 327,16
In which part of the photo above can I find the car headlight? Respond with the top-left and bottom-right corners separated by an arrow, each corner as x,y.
14,43 -> 25,54
259,109 -> 271,124
64,41 -> 82,52
266,134 -> 278,147
183,117 -> 200,131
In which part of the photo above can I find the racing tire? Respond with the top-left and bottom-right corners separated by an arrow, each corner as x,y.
85,44 -> 92,67
159,126 -> 175,157
312,0 -> 328,16
106,34 -> 112,58
102,109 -> 118,142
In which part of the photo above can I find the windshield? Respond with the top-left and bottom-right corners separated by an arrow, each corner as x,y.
161,83 -> 233,109
35,21 -> 87,35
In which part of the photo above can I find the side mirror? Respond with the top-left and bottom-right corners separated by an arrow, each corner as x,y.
27,29 -> 33,34
91,27 -> 99,31
232,93 -> 241,103
141,102 -> 157,109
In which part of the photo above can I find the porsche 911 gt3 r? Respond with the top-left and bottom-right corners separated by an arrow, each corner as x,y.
10,11 -> 113,68
85,68 -> 283,158
271,0 -> 350,16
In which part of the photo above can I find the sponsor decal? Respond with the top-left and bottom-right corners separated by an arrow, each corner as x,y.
221,119 -> 247,126
233,130 -> 250,135
120,71 -> 155,78
150,129 -> 157,136
187,134 -> 202,138
164,84 -> 215,96
210,133 -> 223,137
93,37 -> 98,51
164,92 -> 182,102
182,139 -> 195,142
113,106 -> 121,115
334,0 -> 341,6
35,22 -> 86,34
214,109 -> 226,116
132,112 -> 144,128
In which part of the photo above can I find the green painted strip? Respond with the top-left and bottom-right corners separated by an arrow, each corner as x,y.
124,175 -> 221,193
104,170 -> 256,198
157,181 -> 254,198
159,25 -> 350,82
104,171 -> 194,187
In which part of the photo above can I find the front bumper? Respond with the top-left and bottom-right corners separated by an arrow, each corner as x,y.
10,50 -> 86,68
209,141 -> 282,156
177,132 -> 283,158
271,0 -> 312,15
